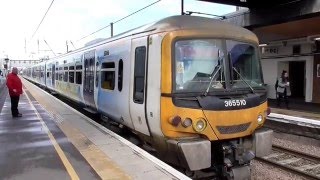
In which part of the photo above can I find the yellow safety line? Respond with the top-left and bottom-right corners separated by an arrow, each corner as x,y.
24,89 -> 80,180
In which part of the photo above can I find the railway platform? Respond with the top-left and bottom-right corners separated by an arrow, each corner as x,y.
266,99 -> 320,140
268,100 -> 320,129
0,78 -> 189,180
270,99 -> 320,118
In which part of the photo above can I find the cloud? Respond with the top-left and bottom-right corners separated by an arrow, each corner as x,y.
0,0 -> 235,59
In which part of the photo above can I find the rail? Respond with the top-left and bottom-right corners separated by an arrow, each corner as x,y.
256,145 -> 320,180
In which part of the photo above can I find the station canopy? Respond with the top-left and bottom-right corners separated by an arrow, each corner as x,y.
199,0 -> 320,43
199,0 -> 301,8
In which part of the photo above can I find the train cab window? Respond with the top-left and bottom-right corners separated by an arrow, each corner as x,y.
118,59 -> 123,91
174,39 -> 225,92
47,72 -> 50,78
101,62 -> 115,90
226,40 -> 263,88
133,46 -> 146,104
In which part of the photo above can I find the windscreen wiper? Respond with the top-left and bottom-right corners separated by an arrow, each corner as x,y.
232,67 -> 255,93
203,65 -> 221,96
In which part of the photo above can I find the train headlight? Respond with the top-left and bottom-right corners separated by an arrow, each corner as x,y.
257,114 -> 263,124
193,118 -> 207,132
182,118 -> 192,128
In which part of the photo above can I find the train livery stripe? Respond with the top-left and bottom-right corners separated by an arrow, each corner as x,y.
23,88 -> 80,180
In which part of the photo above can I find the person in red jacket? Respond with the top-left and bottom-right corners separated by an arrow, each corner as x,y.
6,67 -> 23,117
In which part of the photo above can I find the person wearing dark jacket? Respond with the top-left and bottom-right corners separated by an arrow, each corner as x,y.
276,70 -> 291,109
6,67 -> 23,117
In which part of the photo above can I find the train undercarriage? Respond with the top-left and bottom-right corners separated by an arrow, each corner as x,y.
161,128 -> 273,180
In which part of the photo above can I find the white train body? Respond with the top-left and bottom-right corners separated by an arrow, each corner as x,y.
23,15 -> 273,179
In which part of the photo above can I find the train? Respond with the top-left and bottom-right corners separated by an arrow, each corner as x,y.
23,15 -> 273,179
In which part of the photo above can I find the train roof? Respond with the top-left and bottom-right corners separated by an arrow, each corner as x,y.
51,15 -> 259,60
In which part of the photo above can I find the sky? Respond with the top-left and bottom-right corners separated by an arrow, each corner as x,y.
0,0 -> 235,60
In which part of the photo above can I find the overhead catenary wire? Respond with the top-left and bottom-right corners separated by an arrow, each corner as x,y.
44,40 -> 56,57
77,0 -> 162,41
69,41 -> 76,50
31,0 -> 55,40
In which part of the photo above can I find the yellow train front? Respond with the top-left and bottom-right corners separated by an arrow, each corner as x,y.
157,16 -> 273,179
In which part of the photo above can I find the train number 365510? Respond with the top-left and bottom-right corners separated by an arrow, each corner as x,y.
224,99 -> 246,107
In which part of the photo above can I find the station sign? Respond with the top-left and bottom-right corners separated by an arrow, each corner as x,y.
263,47 -> 279,54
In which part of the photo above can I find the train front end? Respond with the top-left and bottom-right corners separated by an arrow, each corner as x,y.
160,29 -> 273,179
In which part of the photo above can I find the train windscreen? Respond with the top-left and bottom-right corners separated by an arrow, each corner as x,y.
174,39 -> 263,93
227,41 -> 264,89
174,39 -> 225,93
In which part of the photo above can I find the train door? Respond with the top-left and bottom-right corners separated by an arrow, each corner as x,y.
83,50 -> 97,109
52,64 -> 55,87
289,61 -> 305,99
129,37 -> 150,136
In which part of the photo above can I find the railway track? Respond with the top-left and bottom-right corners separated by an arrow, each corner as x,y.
256,144 -> 320,180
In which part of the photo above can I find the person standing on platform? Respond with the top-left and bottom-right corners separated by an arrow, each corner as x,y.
6,67 -> 23,117
276,70 -> 291,109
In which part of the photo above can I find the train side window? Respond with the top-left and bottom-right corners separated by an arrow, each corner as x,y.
69,66 -> 75,83
96,62 -> 99,87
75,65 -> 82,85
133,46 -> 146,104
59,66 -> 63,81
102,62 -> 115,68
40,67 -> 44,78
55,71 -> 58,80
76,72 -> 82,84
118,59 -> 123,91
69,72 -> 74,83
101,62 -> 115,90
101,71 -> 115,90
64,67 -> 68,82
59,68 -> 63,81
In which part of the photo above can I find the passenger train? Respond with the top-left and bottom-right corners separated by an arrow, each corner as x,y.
23,15 -> 273,179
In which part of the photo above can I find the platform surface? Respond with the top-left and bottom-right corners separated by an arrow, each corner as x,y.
0,78 -> 189,180
0,89 -> 99,179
